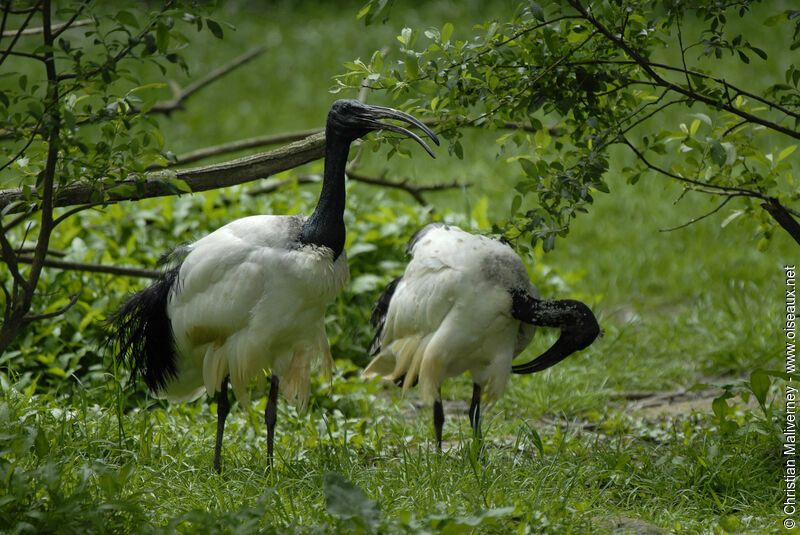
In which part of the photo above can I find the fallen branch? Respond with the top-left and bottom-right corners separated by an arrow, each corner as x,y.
0,132 -> 326,213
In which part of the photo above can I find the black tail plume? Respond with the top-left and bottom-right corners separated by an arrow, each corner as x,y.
368,276 -> 402,356
107,264 -> 181,393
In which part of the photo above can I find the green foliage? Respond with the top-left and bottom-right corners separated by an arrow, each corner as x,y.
343,0 -> 800,250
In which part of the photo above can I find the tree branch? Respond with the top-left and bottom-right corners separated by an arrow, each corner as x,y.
16,255 -> 161,279
567,0 -> 800,140
761,198 -> 800,247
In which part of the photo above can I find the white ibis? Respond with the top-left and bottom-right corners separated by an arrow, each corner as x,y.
364,223 -> 599,447
108,100 -> 439,472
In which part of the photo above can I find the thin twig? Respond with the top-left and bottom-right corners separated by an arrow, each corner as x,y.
23,291 -> 81,322
658,196 -> 735,232
1,17 -> 91,38
52,203 -> 102,227
0,1 -> 42,69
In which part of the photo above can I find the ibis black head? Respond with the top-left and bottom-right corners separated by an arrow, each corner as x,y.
510,294 -> 600,374
326,99 -> 439,157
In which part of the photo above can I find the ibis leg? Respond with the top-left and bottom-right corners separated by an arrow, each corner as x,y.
469,382 -> 482,439
214,377 -> 231,474
433,395 -> 444,450
265,374 -> 279,470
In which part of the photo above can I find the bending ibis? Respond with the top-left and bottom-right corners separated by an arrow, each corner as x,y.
108,100 -> 439,472
364,223 -> 599,447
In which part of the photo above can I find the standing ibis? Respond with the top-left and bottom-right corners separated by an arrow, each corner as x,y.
108,100 -> 439,472
364,223 -> 599,448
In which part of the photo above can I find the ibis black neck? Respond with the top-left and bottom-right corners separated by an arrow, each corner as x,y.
301,133 -> 349,259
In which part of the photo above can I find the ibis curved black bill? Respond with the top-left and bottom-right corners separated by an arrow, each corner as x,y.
510,294 -> 600,375
363,105 -> 440,158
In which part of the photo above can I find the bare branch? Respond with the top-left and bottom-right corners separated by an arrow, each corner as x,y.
16,255 -> 161,279
1,17 -> 92,38
154,128 -> 322,169
23,291 -> 81,322
345,169 -> 470,205
149,47 -> 268,114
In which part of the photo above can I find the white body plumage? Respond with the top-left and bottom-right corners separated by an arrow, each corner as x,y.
162,214 -> 349,410
364,224 -> 536,403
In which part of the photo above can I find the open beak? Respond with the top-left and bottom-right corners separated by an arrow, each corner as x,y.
364,105 -> 440,158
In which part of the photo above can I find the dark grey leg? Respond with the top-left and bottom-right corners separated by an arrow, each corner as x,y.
469,382 -> 482,439
214,377 -> 231,474
433,394 -> 444,450
265,374 -> 279,470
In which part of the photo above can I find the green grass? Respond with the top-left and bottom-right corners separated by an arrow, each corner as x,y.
0,0 -> 792,533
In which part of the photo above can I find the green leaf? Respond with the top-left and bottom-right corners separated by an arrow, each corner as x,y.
749,369 -> 770,406
323,472 -> 380,525
711,396 -> 728,420
529,1 -> 545,21
156,22 -> 170,52
747,44 -> 768,60
206,19 -> 224,39
441,22 -> 453,43
115,10 -> 139,29
357,2 -> 372,20
709,140 -> 727,166
777,144 -> 797,162
737,50 -> 750,64
519,158 -> 538,179
689,119 -> 700,137
511,195 -> 522,215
